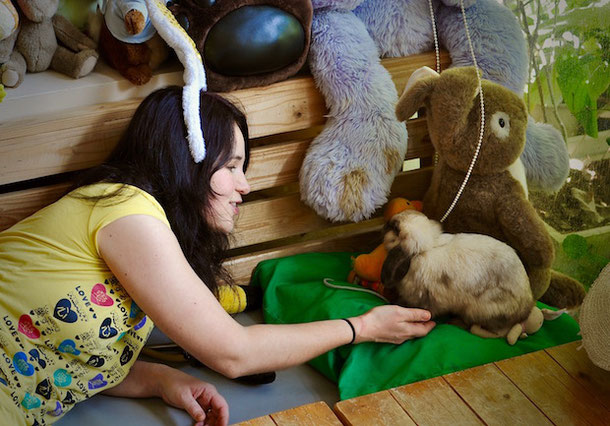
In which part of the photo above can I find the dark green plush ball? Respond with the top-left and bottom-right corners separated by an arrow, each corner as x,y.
204,6 -> 305,76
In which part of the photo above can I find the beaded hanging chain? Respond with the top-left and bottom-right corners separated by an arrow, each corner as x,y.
426,0 -> 486,223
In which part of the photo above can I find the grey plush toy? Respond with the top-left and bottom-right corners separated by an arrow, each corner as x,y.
0,0 -> 98,89
300,0 -> 570,222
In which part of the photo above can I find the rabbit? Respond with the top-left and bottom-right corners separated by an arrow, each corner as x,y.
380,209 -> 561,344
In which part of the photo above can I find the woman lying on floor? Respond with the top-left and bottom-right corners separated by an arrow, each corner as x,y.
0,87 -> 436,426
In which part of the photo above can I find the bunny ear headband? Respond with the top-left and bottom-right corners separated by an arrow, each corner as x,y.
144,0 -> 208,162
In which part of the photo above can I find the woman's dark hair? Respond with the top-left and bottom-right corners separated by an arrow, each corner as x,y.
73,86 -> 250,294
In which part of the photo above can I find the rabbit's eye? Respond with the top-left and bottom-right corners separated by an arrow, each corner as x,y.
491,111 -> 510,140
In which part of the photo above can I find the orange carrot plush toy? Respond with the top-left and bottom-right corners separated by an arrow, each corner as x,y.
347,198 -> 422,293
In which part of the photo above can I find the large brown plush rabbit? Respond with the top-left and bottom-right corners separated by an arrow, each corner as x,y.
395,66 -> 585,309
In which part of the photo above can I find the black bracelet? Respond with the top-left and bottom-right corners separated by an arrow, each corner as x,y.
341,318 -> 356,345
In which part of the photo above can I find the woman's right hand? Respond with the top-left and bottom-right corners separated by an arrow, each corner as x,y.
351,305 -> 436,344
155,365 -> 229,426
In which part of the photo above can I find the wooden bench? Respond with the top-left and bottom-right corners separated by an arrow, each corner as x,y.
2,51 -> 608,425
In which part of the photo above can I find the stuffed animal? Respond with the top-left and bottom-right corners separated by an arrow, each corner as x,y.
395,65 -> 585,309
381,209 -> 564,345
93,0 -> 170,85
299,0 -> 570,223
217,283 -> 262,314
0,1 -> 24,87
347,197 -> 422,287
0,0 -> 18,41
0,0 -> 99,89
166,0 -> 313,91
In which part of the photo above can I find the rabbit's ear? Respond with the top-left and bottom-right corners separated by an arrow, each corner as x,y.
381,246 -> 412,289
396,66 -> 439,122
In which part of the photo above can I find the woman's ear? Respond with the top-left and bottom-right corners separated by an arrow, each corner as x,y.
395,66 -> 439,122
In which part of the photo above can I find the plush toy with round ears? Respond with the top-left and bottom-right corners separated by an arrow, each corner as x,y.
1,0 -> 99,89
395,65 -> 585,309
300,0 -> 570,223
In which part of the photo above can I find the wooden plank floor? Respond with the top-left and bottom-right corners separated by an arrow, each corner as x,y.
233,342 -> 609,425
234,401 -> 343,426
333,341 -> 609,426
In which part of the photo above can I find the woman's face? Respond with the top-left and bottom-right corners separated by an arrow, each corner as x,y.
209,123 -> 251,234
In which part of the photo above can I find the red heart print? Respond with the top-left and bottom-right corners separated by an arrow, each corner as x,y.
91,284 -> 114,307
18,315 -> 40,339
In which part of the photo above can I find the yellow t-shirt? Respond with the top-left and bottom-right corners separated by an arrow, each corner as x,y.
0,183 -> 170,425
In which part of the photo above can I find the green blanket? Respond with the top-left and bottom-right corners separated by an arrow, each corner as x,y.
251,252 -> 581,400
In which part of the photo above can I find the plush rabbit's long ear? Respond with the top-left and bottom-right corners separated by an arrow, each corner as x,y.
395,66 -> 439,122
145,0 -> 207,162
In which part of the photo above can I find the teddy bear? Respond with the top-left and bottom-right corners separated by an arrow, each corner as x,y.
0,0 -> 99,89
380,209 -> 565,345
165,0 -> 313,92
0,0 -> 24,88
0,0 -> 22,88
92,0 -> 170,85
394,65 -> 585,309
0,0 -> 18,41
298,0 -> 570,223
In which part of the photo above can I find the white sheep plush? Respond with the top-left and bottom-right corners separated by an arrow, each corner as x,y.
380,209 -> 563,345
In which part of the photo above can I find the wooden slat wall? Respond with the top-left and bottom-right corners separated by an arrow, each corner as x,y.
233,168 -> 432,248
0,100 -> 139,186
0,120 -> 431,234
1,51 -> 448,285
0,183 -> 70,232
0,51 -> 448,187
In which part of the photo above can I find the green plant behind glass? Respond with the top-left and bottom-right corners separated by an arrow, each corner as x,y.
504,0 -> 610,139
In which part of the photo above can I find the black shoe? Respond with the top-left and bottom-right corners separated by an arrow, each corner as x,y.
241,285 -> 263,311
235,371 -> 276,385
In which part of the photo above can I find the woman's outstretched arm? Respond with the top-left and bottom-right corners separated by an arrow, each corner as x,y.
98,215 -> 436,378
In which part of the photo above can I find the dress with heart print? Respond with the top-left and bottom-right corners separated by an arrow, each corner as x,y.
0,184 -> 170,425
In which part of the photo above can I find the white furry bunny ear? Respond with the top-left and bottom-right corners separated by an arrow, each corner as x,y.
144,0 -> 208,162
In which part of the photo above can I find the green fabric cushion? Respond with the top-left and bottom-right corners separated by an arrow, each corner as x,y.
251,252 -> 582,400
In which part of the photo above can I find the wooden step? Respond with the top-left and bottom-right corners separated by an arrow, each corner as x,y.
333,341 -> 610,426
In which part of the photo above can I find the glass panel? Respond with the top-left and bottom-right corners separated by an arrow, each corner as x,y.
503,0 -> 610,288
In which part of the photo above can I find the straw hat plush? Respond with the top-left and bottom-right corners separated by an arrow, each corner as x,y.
579,263 -> 610,371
